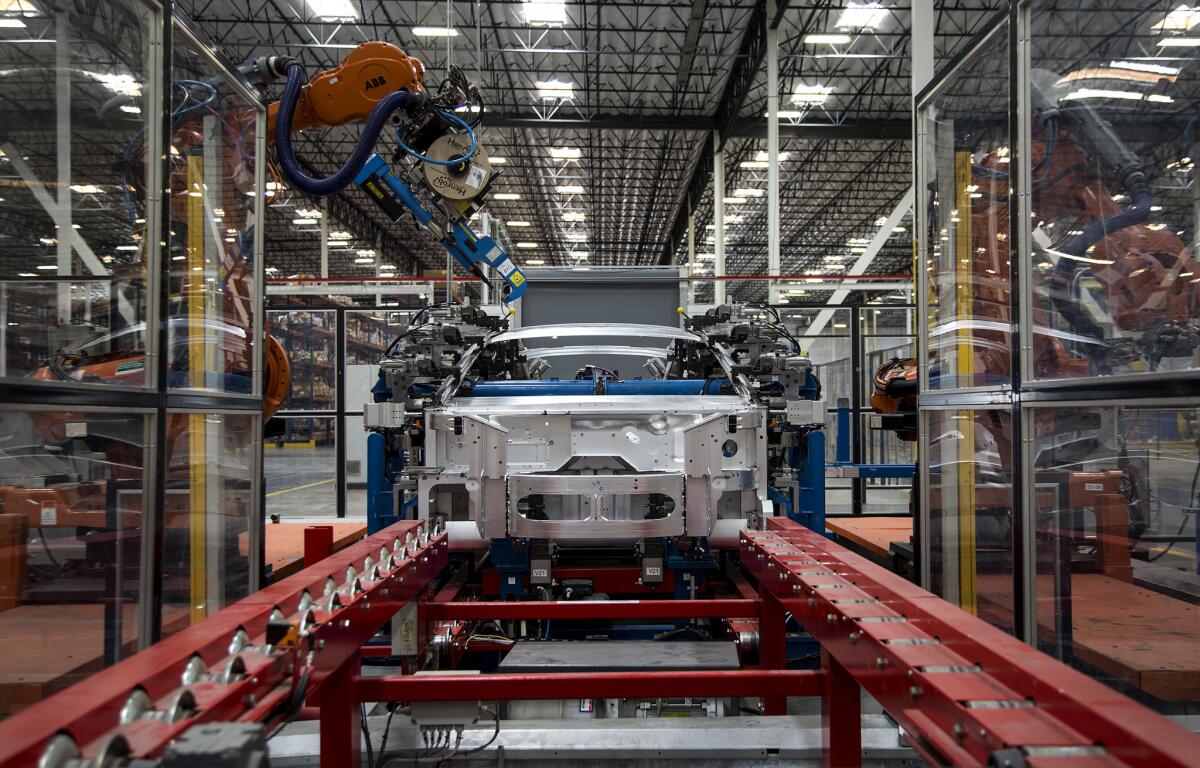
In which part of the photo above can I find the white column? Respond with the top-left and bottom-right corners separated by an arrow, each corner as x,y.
686,204 -> 696,305
56,12 -> 71,324
912,0 -> 935,99
713,131 -> 726,305
766,0 -> 781,288
319,198 -> 329,279
478,211 -> 491,305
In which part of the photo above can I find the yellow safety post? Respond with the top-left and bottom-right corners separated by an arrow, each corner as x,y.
954,151 -> 977,614
186,157 -> 207,625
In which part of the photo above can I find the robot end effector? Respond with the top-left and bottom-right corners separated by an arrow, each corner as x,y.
252,41 -> 527,303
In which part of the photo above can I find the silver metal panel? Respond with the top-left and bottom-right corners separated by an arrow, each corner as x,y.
498,641 -> 740,672
524,345 -> 670,359
269,715 -> 913,765
442,395 -> 756,416
508,472 -> 686,540
418,396 -> 764,540
491,323 -> 702,344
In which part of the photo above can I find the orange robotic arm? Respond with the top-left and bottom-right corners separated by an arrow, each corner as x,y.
264,42 -> 426,136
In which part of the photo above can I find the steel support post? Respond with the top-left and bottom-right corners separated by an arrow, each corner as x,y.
320,654 -> 362,768
759,584 -> 787,715
713,130 -> 726,305
822,649 -> 861,768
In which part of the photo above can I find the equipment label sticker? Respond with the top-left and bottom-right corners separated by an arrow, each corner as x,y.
510,272 -> 525,287
41,505 -> 56,526
496,258 -> 516,276
532,568 -> 549,579
644,566 -> 662,577
466,166 -> 486,189
1085,482 -> 1103,492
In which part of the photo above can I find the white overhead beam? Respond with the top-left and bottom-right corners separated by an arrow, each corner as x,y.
801,186 -> 914,337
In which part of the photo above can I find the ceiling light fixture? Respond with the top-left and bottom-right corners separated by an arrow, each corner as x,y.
1152,5 -> 1200,31
1110,60 -> 1182,76
490,156 -> 509,164
548,146 -> 581,160
557,184 -> 584,194
536,79 -> 574,100
739,160 -> 769,169
562,211 -> 586,222
411,26 -> 458,37
70,184 -> 103,194
734,188 -> 764,197
568,251 -> 589,259
508,220 -> 532,227
1158,36 -> 1200,46
494,193 -> 521,200
763,110 -> 806,118
0,18 -> 26,28
526,259 -> 547,265
805,33 -> 852,45
755,150 -> 791,162
1062,88 -> 1144,101
835,2 -> 888,30
791,84 -> 832,105
306,0 -> 358,21
523,0 -> 567,27
516,241 -> 538,248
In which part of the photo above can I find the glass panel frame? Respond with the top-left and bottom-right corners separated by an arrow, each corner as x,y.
165,17 -> 265,400
922,405 -> 1017,635
1022,398 -> 1200,711
916,19 -> 1013,396
0,0 -> 164,394
0,404 -> 153,717
1018,0 -> 1200,389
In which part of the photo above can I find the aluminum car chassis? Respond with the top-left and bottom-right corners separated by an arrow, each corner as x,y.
0,518 -> 1197,768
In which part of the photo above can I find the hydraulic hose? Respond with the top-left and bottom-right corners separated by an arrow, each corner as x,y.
273,62 -> 415,196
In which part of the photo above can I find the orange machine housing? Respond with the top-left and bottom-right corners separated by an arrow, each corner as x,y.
266,41 -> 426,135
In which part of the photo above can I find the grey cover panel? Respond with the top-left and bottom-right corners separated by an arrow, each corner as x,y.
498,640 -> 740,672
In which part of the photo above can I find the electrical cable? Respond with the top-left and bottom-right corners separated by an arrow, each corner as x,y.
361,703 -> 375,768
372,708 -> 396,768
35,528 -> 61,568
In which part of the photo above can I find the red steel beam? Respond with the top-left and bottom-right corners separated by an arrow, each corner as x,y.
0,520 -> 448,768
421,598 -> 759,621
745,518 -> 1200,768
357,669 -> 824,702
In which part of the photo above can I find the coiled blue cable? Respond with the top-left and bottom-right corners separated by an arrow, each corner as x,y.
394,108 -> 477,165
274,63 -> 412,196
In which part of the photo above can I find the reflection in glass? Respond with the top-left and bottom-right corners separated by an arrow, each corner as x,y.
1032,405 -> 1200,710
161,412 -> 256,637
0,1 -> 155,386
268,311 -> 335,410
265,417 -> 336,526
0,409 -> 145,717
926,408 -> 1015,633
167,30 -> 261,394
1028,4 -> 1200,381
920,27 -> 1011,390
